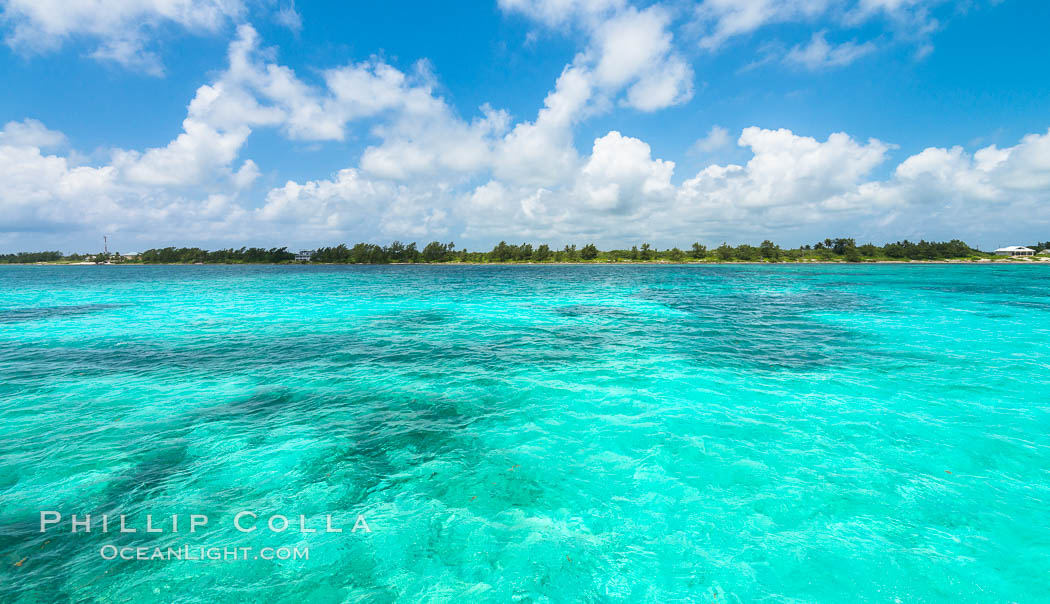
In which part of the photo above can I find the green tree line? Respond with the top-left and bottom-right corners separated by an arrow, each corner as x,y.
0,251 -> 64,264
138,247 -> 295,263
146,238 -> 989,263
2,238 -> 1024,264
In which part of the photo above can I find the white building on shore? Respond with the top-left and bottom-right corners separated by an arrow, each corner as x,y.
295,250 -> 315,262
994,246 -> 1035,256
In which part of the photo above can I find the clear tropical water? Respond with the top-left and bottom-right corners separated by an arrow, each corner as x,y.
1,264 -> 1048,603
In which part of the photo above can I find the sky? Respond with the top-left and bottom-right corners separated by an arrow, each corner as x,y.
1,0 -> 1048,253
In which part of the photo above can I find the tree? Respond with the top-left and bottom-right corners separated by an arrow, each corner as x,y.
759,240 -> 781,261
715,243 -> 734,261
669,247 -> 685,261
351,243 -> 387,263
834,239 -> 861,262
314,244 -> 351,263
639,243 -> 652,261
690,243 -> 707,259
580,243 -> 599,260
518,243 -> 534,261
533,244 -> 552,262
830,238 -> 856,255
735,244 -> 758,261
386,241 -> 405,261
491,241 -> 513,262
422,241 -> 449,263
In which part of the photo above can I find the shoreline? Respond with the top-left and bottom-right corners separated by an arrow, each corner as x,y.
9,259 -> 1050,267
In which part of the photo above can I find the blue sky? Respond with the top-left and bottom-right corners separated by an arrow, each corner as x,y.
1,0 -> 1048,252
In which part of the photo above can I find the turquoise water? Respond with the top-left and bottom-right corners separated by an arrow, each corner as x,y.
1,264 -> 1049,602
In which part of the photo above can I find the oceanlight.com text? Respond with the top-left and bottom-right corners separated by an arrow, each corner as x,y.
99,544 -> 309,562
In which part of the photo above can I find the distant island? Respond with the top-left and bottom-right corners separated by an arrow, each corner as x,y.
4,238 -> 1050,265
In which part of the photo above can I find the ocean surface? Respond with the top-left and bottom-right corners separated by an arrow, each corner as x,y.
1,264 -> 1048,602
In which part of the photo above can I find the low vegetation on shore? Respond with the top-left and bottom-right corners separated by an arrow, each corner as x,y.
7,238 -> 1050,265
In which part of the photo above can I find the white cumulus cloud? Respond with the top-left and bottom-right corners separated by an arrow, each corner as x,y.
0,118 -> 67,149
1,0 -> 245,75
785,31 -> 876,69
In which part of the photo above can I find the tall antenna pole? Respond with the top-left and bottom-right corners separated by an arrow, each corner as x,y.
104,235 -> 108,255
